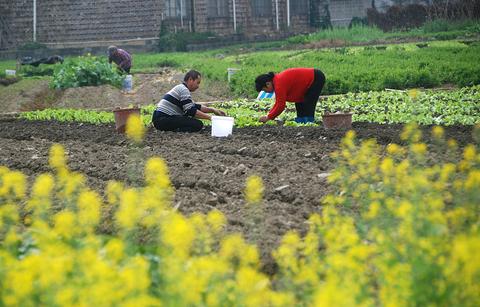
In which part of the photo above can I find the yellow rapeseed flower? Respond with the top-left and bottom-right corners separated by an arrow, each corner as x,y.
380,157 -> 395,175
463,144 -> 476,161
235,267 -> 271,306
54,211 -> 76,239
125,114 -> 145,143
465,170 -> 480,190
162,213 -> 195,257
400,123 -> 421,143
117,189 -> 140,229
144,157 -> 171,189
77,190 -> 101,230
206,209 -> 226,233
32,173 -> 54,198
49,143 -> 67,171
432,126 -> 444,140
365,201 -> 381,219
0,171 -> 26,200
105,180 -> 124,205
244,175 -> 264,205
447,138 -> 458,149
105,238 -> 125,263
411,143 -> 427,156
386,143 -> 403,156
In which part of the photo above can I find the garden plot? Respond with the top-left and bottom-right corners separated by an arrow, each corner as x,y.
0,118 -> 474,273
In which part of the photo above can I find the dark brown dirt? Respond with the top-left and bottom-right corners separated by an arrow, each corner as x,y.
0,119 -> 474,274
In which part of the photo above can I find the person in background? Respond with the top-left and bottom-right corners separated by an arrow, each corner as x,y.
107,45 -> 132,74
152,70 -> 226,132
254,68 -> 326,124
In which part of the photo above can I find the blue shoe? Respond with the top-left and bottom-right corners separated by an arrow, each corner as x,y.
294,117 -> 307,123
304,116 -> 315,123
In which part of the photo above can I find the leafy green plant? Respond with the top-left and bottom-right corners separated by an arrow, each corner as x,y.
51,55 -> 124,89
19,86 -> 480,127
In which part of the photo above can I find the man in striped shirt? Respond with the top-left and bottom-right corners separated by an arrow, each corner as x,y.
152,70 -> 226,132
108,46 -> 132,73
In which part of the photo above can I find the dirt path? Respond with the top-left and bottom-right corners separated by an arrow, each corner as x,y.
0,69 -> 229,113
0,119 -> 474,273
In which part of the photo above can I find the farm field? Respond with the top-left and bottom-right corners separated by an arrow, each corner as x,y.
1,31 -> 480,305
0,118 -> 475,270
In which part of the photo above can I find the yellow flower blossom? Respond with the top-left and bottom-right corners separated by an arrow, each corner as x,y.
380,157 -> 395,175
144,157 -> 171,189
411,143 -> 427,156
463,144 -> 476,161
206,209 -> 226,233
431,126 -> 444,140
386,143 -> 403,156
245,175 -> 264,205
32,173 -> 54,198
54,211 -> 77,239
49,143 -> 68,171
464,170 -> 480,190
0,171 -> 26,200
125,114 -> 145,143
400,123 -> 421,143
365,201 -> 381,219
162,213 -> 195,257
447,138 -> 458,149
104,238 -> 125,263
116,188 -> 140,229
77,190 -> 101,230
105,180 -> 124,205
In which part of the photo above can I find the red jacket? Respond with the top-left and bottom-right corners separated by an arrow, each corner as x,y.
267,68 -> 315,120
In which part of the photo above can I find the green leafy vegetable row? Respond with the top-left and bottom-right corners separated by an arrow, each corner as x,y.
20,86 -> 480,127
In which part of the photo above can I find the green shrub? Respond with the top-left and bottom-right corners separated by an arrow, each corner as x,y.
51,56 -> 124,89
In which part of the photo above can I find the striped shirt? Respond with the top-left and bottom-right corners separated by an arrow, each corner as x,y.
155,83 -> 201,117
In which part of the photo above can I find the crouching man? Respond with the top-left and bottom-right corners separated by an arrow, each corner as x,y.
152,70 -> 225,132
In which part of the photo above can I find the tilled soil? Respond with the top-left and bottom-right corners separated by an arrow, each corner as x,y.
0,119 -> 474,273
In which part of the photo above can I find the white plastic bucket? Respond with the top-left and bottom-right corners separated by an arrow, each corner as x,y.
5,70 -> 16,76
122,74 -> 133,92
211,116 -> 234,137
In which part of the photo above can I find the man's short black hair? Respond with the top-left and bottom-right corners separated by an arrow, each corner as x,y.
184,70 -> 201,82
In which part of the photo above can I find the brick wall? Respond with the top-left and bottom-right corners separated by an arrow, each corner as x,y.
191,0 -> 311,38
1,0 -> 34,49
37,0 -> 162,43
330,0 -> 372,26
1,0 -> 162,50
1,0 -> 382,51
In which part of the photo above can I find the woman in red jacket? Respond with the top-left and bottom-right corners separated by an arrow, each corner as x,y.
255,68 -> 325,123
